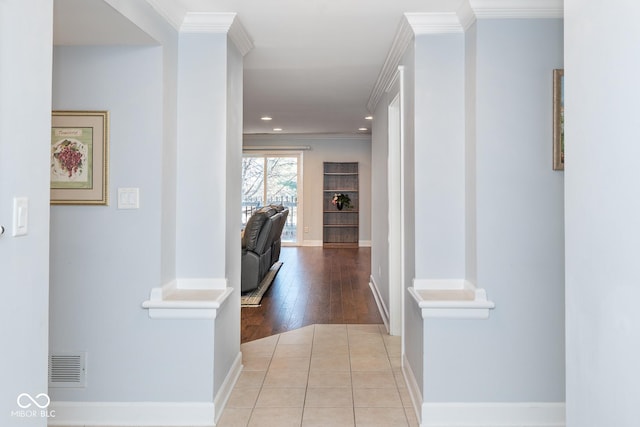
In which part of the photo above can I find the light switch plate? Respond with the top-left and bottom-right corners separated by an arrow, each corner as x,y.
117,188 -> 139,209
13,197 -> 28,237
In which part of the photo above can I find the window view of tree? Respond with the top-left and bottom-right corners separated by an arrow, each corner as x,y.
242,155 -> 298,243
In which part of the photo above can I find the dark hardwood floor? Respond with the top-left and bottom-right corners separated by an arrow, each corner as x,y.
241,247 -> 382,343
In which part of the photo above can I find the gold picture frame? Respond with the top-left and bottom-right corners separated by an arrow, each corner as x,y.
553,69 -> 564,170
51,111 -> 109,205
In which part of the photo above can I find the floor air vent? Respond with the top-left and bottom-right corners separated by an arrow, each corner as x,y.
48,353 -> 86,388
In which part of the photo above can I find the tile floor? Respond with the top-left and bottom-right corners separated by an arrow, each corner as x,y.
218,324 -> 419,427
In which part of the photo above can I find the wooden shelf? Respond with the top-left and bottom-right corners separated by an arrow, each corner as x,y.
323,162 -> 358,248
323,172 -> 359,176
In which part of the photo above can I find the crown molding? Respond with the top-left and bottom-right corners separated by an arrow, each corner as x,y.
181,12 -> 234,32
181,13 -> 253,56
367,0 -> 563,113
366,17 -> 413,113
368,8 -> 473,112
405,12 -> 467,35
470,0 -> 564,19
144,0 -> 186,31
457,0 -> 477,30
228,16 -> 254,56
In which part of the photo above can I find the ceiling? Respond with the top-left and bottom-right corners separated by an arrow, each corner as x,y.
54,0 -> 466,136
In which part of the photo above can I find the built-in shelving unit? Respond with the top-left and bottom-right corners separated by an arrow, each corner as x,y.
323,162 -> 359,248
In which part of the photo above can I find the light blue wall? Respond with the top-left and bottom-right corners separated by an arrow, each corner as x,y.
0,1 -> 52,425
565,2 -> 640,425
176,32 -> 228,278
423,18 -> 565,402
414,33 -> 466,280
49,45 -> 215,402
465,23 -> 478,284
216,36 -> 244,400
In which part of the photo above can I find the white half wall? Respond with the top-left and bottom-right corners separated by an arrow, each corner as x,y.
421,18 -> 565,403
50,44 -> 217,403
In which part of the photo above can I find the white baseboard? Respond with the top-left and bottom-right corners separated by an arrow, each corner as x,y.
402,353 -> 423,423
400,354 -> 565,427
48,353 -> 243,427
369,275 -> 390,332
421,402 -> 566,427
213,352 -> 243,423
48,401 -> 215,426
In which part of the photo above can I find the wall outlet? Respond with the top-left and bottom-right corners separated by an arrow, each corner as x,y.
304,226 -> 309,233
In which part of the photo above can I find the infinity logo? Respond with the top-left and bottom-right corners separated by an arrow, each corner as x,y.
16,393 -> 50,409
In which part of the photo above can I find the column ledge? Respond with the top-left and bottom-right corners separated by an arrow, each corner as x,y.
409,279 -> 495,319
142,278 -> 233,319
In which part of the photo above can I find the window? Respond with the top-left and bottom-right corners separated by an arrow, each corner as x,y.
242,153 -> 301,244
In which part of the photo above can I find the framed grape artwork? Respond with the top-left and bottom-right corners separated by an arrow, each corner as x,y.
51,111 -> 109,205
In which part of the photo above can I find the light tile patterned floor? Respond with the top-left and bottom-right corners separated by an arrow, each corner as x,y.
218,324 -> 419,427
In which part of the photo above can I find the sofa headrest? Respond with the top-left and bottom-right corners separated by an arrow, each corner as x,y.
243,211 -> 269,251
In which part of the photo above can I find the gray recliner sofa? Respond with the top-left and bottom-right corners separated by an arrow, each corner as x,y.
241,205 -> 289,292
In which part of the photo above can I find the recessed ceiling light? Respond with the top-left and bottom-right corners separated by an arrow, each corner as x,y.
365,116 -> 373,120
358,127 -> 368,131
273,128 -> 283,132
261,116 -> 273,121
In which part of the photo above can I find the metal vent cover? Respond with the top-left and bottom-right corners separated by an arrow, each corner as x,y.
48,352 -> 86,388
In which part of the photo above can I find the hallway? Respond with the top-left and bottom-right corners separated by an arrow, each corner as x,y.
241,247 -> 382,342
219,324 -> 417,427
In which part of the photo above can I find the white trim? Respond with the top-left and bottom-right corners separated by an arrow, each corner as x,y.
402,353 -> 423,425
405,13 -> 466,35
181,12 -> 234,32
470,0 -> 564,19
367,0 -> 563,113
227,17 -> 253,56
213,352 -> 243,424
367,18 -> 413,113
457,0 -> 477,30
387,75 -> 405,339
180,12 -> 253,56
408,280 -> 495,319
172,277 -> 228,290
48,401 -> 215,426
359,240 -> 372,247
142,0 -> 186,31
369,275 -> 390,333
421,402 -> 566,427
141,279 -> 234,319
413,278 -> 473,290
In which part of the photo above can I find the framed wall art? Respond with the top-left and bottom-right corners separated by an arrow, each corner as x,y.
51,111 -> 109,205
553,69 -> 564,170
